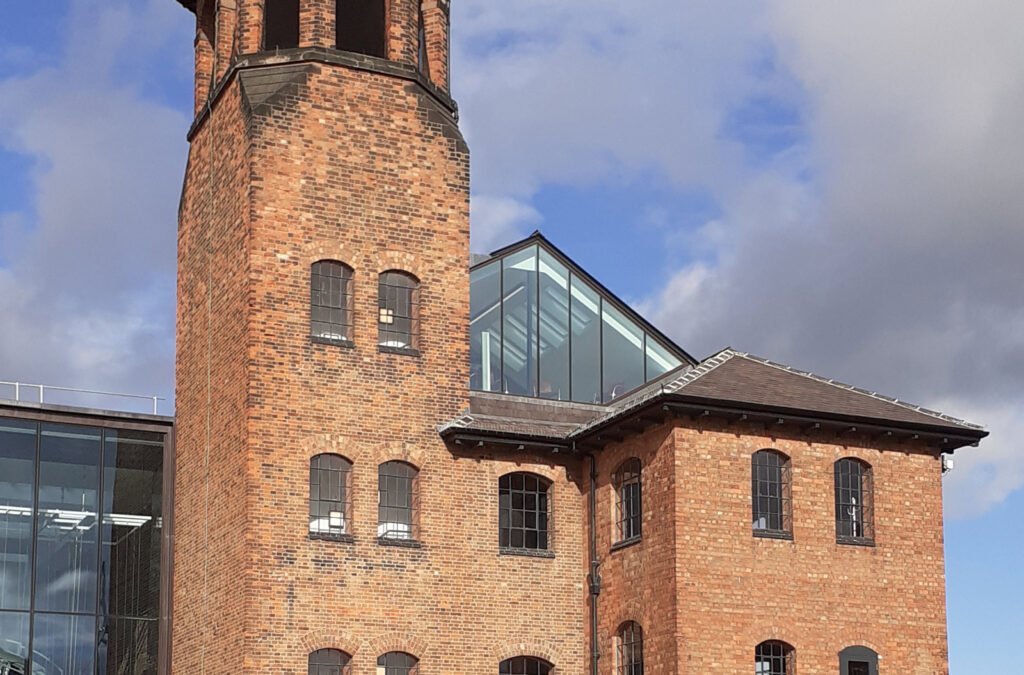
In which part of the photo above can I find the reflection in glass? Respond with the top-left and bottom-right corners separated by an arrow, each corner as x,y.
646,337 -> 682,382
469,260 -> 502,392
31,612 -> 95,675
502,246 -> 538,396
601,303 -> 644,402
98,616 -> 158,675
538,249 -> 570,400
35,425 -> 101,614
0,419 -> 36,611
0,610 -> 29,674
569,274 -> 601,404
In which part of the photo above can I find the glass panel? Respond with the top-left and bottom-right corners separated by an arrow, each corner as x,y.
601,303 -> 644,402
569,274 -> 601,404
35,424 -> 101,614
502,246 -> 538,396
470,261 -> 502,392
537,249 -> 570,400
101,430 -> 163,621
31,613 -> 96,675
645,337 -> 682,381
98,616 -> 158,675
0,610 -> 29,674
0,419 -> 36,611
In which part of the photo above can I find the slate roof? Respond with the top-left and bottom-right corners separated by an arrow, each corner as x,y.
175,0 -> 197,12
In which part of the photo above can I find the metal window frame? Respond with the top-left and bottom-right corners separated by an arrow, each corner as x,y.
755,640 -> 795,675
377,271 -> 421,354
377,651 -> 419,674
309,454 -> 353,536
616,621 -> 644,675
498,472 -> 552,552
834,458 -> 875,545
310,260 -> 354,345
499,655 -> 554,674
377,461 -> 419,541
614,458 -> 642,543
751,450 -> 793,539
308,647 -> 352,675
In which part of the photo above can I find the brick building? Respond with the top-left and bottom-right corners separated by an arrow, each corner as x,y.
166,1 -> 988,674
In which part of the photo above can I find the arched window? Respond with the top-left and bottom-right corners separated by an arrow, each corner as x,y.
336,0 -> 387,58
309,454 -> 353,536
416,4 -> 429,75
756,641 -> 795,675
834,458 -> 874,543
614,458 -> 642,542
499,472 -> 551,551
309,648 -> 351,675
264,0 -> 300,50
378,271 -> 420,352
500,656 -> 552,674
839,646 -> 879,675
752,450 -> 792,537
616,622 -> 643,675
311,260 -> 354,344
377,651 -> 418,675
378,461 -> 418,541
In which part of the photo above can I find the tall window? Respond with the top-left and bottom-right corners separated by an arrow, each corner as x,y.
752,450 -> 792,537
311,260 -> 354,343
615,458 -> 642,542
416,4 -> 429,75
309,454 -> 353,536
377,651 -> 418,675
378,461 -> 418,540
500,656 -> 552,674
309,648 -> 351,675
264,0 -> 300,50
839,646 -> 879,675
499,473 -> 551,551
336,0 -> 387,58
834,458 -> 874,543
378,271 -> 420,352
756,641 -> 795,675
617,622 -> 643,675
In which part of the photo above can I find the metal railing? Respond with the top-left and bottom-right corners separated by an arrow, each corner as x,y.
0,381 -> 165,415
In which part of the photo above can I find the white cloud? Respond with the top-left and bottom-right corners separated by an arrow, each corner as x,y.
470,195 -> 542,253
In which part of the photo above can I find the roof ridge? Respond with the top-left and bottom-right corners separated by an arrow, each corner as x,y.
729,351 -> 983,431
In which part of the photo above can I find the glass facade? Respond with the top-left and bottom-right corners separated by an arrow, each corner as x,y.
0,417 -> 165,675
470,244 -> 686,403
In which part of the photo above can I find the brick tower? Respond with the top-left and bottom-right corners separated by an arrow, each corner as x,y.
172,1 -> 586,673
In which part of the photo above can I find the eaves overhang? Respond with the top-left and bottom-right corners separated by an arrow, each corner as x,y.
174,0 -> 197,13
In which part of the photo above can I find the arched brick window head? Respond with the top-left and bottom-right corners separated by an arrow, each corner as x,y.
752,450 -> 792,538
617,622 -> 643,675
311,260 -> 354,344
614,458 -> 642,543
834,458 -> 874,544
377,651 -> 418,675
378,461 -> 419,541
839,645 -> 879,675
499,472 -> 551,551
378,271 -> 420,353
756,640 -> 795,675
309,454 -> 353,537
309,648 -> 352,675
500,656 -> 552,674
264,0 -> 299,50
336,0 -> 387,58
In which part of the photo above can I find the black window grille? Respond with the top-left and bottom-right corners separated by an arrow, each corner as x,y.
500,656 -> 552,674
752,450 -> 792,537
336,0 -> 387,58
308,648 -> 351,675
499,472 -> 551,551
311,260 -> 354,343
309,454 -> 352,536
378,271 -> 420,352
839,646 -> 879,675
378,461 -> 418,540
755,641 -> 794,675
615,458 -> 642,542
417,5 -> 429,75
377,651 -> 418,675
834,458 -> 874,543
617,622 -> 643,675
264,0 -> 300,50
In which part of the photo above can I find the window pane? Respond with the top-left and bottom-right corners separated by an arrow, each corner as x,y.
98,616 -> 159,674
31,612 -> 96,675
264,0 -> 300,50
336,0 -> 387,58
378,463 -> 415,539
502,246 -> 538,396
0,419 -> 36,611
35,424 -> 101,614
601,303 -> 644,403
569,274 -> 601,404
0,610 -> 29,673
645,337 -> 682,381
470,261 -> 502,392
538,249 -> 570,401
378,272 -> 418,350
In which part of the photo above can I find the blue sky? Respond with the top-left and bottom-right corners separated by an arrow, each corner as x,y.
1,1 -> 1022,670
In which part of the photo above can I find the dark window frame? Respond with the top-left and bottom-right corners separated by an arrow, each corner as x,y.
308,647 -> 352,675
839,645 -> 879,675
416,3 -> 430,76
378,270 -> 421,355
263,0 -> 300,51
756,640 -> 795,675
834,458 -> 874,545
335,0 -> 388,58
752,449 -> 793,539
309,454 -> 353,540
614,458 -> 642,544
377,651 -> 419,674
617,621 -> 644,675
498,472 -> 552,554
377,461 -> 419,542
499,656 -> 553,674
310,260 -> 355,346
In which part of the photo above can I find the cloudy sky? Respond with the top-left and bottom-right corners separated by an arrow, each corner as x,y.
0,0 -> 1021,668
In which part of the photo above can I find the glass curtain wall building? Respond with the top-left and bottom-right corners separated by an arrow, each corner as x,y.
0,411 -> 171,675
470,238 -> 692,403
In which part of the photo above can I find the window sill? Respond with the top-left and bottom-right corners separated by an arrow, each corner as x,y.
311,335 -> 355,349
753,529 -> 794,541
610,535 -> 642,552
378,536 -> 423,549
499,547 -> 555,559
837,536 -> 876,548
309,531 -> 355,544
378,345 -> 420,357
